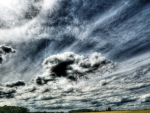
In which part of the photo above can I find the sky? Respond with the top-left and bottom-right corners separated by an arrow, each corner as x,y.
0,0 -> 150,112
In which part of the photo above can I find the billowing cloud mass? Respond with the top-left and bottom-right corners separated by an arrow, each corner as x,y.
44,52 -> 115,78
34,52 -> 115,84
0,45 -> 16,64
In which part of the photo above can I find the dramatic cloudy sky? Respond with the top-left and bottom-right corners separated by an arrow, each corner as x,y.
0,0 -> 150,112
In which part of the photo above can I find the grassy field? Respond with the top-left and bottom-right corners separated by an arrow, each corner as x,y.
78,110 -> 150,113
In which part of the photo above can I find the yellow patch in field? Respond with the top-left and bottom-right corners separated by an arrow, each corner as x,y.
79,110 -> 150,113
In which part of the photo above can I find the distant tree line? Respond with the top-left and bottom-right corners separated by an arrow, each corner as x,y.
30,111 -> 64,113
0,105 -> 29,113
0,106 -> 65,113
68,107 -> 111,113
0,105 -> 112,113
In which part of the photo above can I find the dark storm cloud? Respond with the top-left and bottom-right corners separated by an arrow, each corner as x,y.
41,52 -> 115,81
6,80 -> 25,88
0,45 -> 16,54
34,75 -> 55,85
0,45 -> 16,64
0,88 -> 16,98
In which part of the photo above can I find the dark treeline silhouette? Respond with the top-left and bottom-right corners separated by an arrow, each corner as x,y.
30,111 -> 64,113
106,107 -> 111,111
0,105 -> 29,113
0,105 -> 113,113
0,106 -> 65,113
